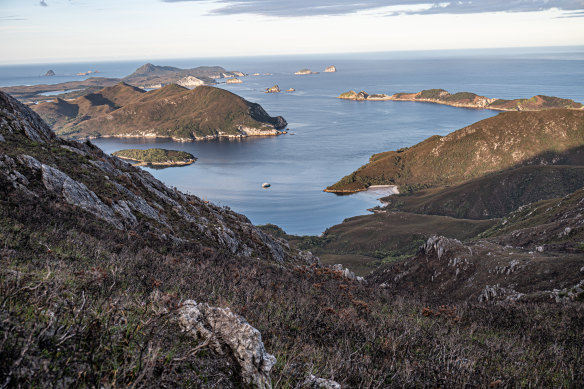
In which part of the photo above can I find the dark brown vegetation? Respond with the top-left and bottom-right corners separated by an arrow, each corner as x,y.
32,83 -> 287,140
1,91 -> 584,387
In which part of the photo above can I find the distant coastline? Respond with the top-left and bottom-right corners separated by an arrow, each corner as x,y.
338,89 -> 584,111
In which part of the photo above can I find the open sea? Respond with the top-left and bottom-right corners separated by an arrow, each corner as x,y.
1,47 -> 583,235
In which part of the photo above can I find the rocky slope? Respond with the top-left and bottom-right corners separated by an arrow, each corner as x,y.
2,90 -> 584,387
326,109 -> 584,193
338,88 -> 584,111
32,83 -> 287,141
369,187 -> 584,303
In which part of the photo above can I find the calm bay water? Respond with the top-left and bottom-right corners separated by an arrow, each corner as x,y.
2,48 -> 583,235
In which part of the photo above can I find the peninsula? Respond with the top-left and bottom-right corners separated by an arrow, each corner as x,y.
338,88 -> 584,111
112,148 -> 196,167
32,82 -> 287,141
325,109 -> 584,193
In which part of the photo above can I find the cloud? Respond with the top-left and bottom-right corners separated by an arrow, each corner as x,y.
0,15 -> 26,21
161,0 -> 584,17
40,0 -> 48,6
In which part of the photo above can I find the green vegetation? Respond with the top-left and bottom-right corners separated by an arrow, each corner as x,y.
112,148 -> 196,166
417,88 -> 448,99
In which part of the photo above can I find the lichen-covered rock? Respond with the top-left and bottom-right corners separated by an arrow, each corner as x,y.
41,163 -> 123,229
178,300 -> 276,389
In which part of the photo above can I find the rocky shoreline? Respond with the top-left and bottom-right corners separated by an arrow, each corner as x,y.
338,89 -> 584,111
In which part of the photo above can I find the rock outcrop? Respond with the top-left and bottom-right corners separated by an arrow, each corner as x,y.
265,85 -> 281,93
226,78 -> 243,84
177,76 -> 205,88
294,69 -> 318,75
44,70 -> 55,77
324,65 -> 336,73
178,300 -> 276,389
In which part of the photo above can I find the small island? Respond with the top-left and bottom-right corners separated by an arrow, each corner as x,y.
294,69 -> 318,75
337,88 -> 584,110
44,70 -> 55,77
226,78 -> 243,84
324,65 -> 336,73
112,148 -> 196,167
265,85 -> 281,93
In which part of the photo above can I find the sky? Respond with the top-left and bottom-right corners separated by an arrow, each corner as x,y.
0,0 -> 583,64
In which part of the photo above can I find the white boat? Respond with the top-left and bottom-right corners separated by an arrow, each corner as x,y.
262,182 -> 271,188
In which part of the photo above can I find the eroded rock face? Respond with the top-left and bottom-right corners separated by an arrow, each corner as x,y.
178,300 -> 276,389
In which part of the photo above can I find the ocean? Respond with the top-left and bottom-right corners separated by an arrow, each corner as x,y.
2,47 -> 583,235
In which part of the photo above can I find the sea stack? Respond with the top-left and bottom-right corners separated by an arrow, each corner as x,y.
227,78 -> 243,84
324,65 -> 336,73
44,70 -> 55,76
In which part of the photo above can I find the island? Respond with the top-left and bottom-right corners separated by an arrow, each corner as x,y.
32,82 -> 287,141
44,70 -> 55,77
1,63 -> 246,104
226,78 -> 243,84
294,69 -> 319,75
324,65 -> 336,73
337,88 -> 584,111
286,88 -> 295,92
265,85 -> 281,93
112,148 -> 196,167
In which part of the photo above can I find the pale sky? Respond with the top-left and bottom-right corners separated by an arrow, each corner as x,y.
1,0 -> 583,64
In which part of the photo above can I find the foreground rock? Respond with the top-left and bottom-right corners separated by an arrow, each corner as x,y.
178,300 -> 276,389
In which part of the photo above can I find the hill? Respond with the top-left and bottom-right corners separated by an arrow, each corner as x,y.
326,109 -> 584,193
2,90 -> 584,387
338,88 -> 584,111
122,63 -> 243,87
368,187 -> 584,302
32,83 -> 287,141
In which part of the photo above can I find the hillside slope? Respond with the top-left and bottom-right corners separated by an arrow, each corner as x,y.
369,187 -> 584,302
2,91 -> 584,387
326,109 -> 584,193
33,83 -> 287,141
382,165 -> 584,219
